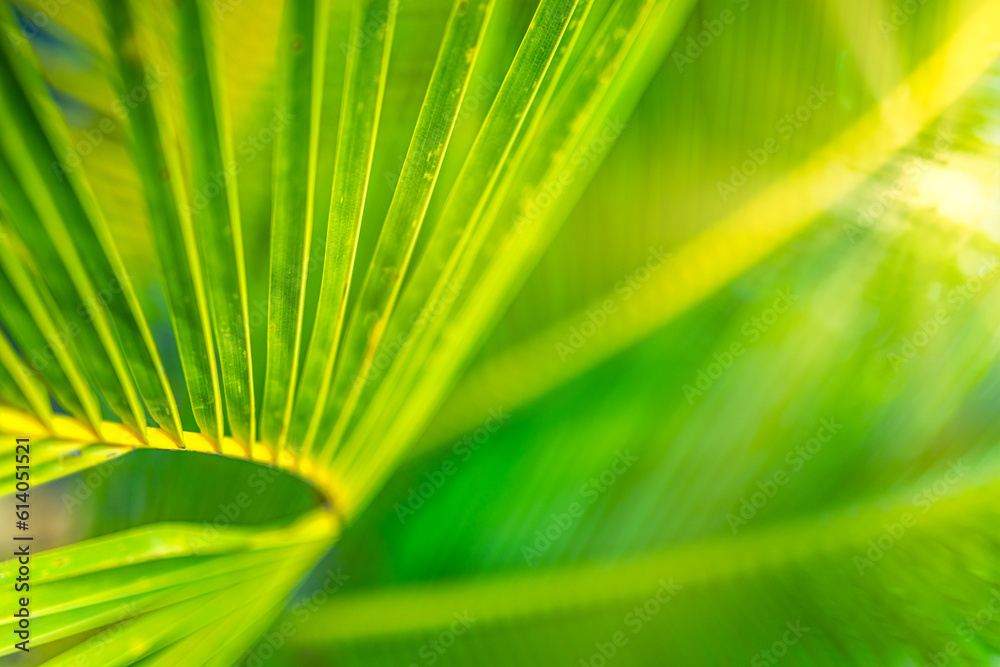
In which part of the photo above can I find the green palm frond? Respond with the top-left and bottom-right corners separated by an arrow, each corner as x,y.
3,0 -> 1000,664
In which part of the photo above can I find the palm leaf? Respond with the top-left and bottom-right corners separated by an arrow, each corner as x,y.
3,0 -> 1000,664
288,0 -> 398,457
258,0 -> 331,452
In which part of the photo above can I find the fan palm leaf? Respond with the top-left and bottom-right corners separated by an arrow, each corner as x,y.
3,0 -> 1000,665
